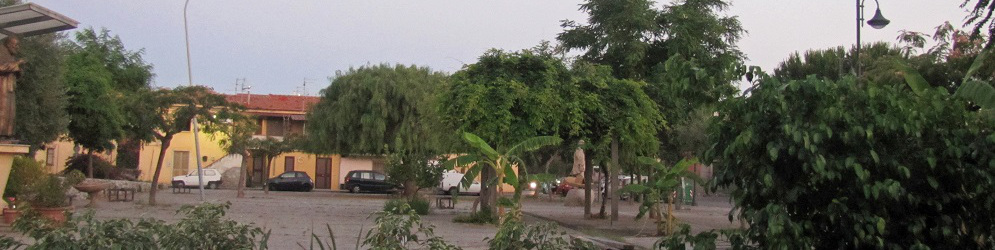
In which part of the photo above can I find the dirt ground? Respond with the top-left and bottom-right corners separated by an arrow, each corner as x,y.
0,188 -> 739,249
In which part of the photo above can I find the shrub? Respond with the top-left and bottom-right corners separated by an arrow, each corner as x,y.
5,156 -> 45,200
453,209 -> 497,224
708,77 -> 995,248
26,175 -> 71,208
364,203 -> 459,250
407,197 -> 430,215
487,209 -> 597,250
9,202 -> 269,249
383,199 -> 405,213
62,154 -> 114,179
383,197 -> 430,215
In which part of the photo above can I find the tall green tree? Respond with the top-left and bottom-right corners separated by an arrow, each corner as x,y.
559,0 -> 745,162
13,33 -> 69,155
306,64 -> 453,198
65,28 -> 154,169
145,86 -> 231,205
440,48 -> 585,215
571,62 -> 663,219
64,50 -> 122,178
207,106 -> 256,198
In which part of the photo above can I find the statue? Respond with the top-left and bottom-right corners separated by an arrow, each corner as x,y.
0,36 -> 23,142
563,139 -> 585,187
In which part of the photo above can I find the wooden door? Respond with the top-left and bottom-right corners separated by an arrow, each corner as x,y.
284,156 -> 295,172
250,156 -> 265,187
173,151 -> 190,176
315,158 -> 332,189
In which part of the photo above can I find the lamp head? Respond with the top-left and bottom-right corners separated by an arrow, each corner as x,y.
867,8 -> 890,29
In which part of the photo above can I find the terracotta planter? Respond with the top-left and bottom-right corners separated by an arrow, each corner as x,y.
35,206 -> 71,224
2,208 -> 18,224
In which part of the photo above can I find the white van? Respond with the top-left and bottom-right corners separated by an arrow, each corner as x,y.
439,172 -> 481,195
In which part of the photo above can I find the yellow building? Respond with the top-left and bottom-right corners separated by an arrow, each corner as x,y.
37,93 -> 382,191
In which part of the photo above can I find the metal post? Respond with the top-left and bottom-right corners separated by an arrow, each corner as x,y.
183,0 -> 205,201
856,0 -> 862,83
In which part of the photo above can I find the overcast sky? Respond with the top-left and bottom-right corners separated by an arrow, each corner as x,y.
30,0 -> 969,95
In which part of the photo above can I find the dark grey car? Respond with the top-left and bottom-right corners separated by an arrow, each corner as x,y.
342,170 -> 396,193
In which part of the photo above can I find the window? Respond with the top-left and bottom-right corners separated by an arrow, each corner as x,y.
373,173 -> 386,181
173,151 -> 190,176
45,148 -> 55,166
254,118 -> 264,135
280,172 -> 296,178
360,172 -> 372,180
265,118 -> 286,136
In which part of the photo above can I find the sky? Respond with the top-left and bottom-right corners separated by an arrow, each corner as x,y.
29,0 -> 970,95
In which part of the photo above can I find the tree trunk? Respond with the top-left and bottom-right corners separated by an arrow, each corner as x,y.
403,180 -> 419,200
237,151 -> 250,198
87,149 -> 94,178
480,166 -> 496,215
584,151 -> 592,218
598,161 -> 608,218
610,136 -> 620,222
149,136 -> 173,206
264,157 -> 272,194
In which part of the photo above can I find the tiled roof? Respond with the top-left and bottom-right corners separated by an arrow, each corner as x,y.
225,94 -> 320,112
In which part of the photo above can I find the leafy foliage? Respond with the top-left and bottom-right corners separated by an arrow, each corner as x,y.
445,132 -> 562,207
383,198 -> 430,216
143,85 -> 236,205
23,172 -> 79,208
559,0 -> 745,162
307,64 -> 453,197
486,208 -> 597,250
384,150 -> 446,198
60,154 -> 114,179
452,209 -> 498,225
707,76 -> 995,248
12,32 -> 68,153
619,157 -> 703,235
307,64 -> 452,155
64,46 -> 122,153
9,202 -> 269,249
363,203 -> 460,250
4,156 -> 44,200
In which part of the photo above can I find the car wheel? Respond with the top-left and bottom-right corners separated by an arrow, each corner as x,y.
448,187 -> 458,195
208,182 -> 219,189
303,184 -> 313,192
351,185 -> 361,193
172,181 -> 184,188
267,184 -> 274,191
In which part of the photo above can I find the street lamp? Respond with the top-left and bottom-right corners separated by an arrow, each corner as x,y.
856,0 -> 890,82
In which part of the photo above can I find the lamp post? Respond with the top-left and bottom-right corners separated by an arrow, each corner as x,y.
184,0 -> 206,201
856,0 -> 890,82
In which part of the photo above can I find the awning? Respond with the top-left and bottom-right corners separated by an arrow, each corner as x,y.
0,3 -> 78,39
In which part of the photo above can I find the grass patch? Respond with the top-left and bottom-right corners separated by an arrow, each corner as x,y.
453,209 -> 497,224
383,197 -> 430,215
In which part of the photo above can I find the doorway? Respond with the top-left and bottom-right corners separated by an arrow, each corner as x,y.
315,158 -> 332,189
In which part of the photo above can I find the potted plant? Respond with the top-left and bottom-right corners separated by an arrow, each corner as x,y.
3,156 -> 45,224
3,197 -> 19,224
22,170 -> 85,224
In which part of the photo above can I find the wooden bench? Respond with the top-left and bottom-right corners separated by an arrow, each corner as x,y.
107,188 -> 136,202
172,185 -> 192,194
436,196 -> 454,209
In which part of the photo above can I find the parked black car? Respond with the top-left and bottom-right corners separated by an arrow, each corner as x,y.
342,170 -> 396,193
266,171 -> 314,192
